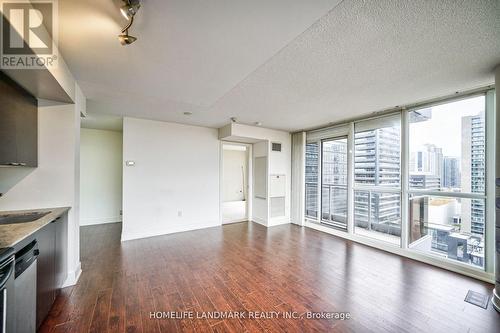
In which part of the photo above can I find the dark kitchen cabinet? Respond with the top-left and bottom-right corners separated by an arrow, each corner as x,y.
0,71 -> 38,167
35,217 -> 67,328
54,217 -> 67,291
35,221 -> 56,329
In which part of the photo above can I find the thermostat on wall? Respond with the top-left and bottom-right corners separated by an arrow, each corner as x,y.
125,161 -> 135,166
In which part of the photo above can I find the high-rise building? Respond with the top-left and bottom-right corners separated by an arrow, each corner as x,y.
409,144 -> 443,182
409,173 -> 440,190
321,139 -> 348,225
354,128 -> 400,186
442,157 -> 460,189
461,112 -> 486,235
322,140 -> 348,185
354,128 -> 401,235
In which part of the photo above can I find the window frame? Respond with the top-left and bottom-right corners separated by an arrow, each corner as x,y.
303,88 -> 495,281
320,136 -> 349,230
352,114 -> 403,245
406,94 -> 489,268
305,125 -> 350,229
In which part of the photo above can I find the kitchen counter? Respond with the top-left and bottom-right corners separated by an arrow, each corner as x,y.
0,207 -> 70,248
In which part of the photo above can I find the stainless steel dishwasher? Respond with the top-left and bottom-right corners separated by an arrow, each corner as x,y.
14,241 -> 39,333
0,248 -> 15,333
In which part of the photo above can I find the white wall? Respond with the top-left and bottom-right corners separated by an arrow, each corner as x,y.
267,131 -> 292,226
80,128 -> 123,226
0,99 -> 82,286
252,141 -> 269,225
122,117 -> 220,241
222,148 -> 247,202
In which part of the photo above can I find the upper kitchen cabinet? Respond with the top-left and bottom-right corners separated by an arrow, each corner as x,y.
0,71 -> 38,167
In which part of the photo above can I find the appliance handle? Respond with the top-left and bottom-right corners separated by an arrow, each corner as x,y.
2,289 -> 6,333
0,258 -> 14,289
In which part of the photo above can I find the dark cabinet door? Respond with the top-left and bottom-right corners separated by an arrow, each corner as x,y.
15,96 -> 38,166
36,222 -> 56,329
0,72 -> 38,166
0,82 -> 18,165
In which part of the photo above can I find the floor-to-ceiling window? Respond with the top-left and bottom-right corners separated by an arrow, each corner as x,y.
303,90 -> 494,277
353,115 -> 402,245
321,138 -> 348,229
407,95 -> 486,268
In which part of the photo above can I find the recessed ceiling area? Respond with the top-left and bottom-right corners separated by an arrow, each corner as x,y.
81,112 -> 123,132
60,0 -> 500,132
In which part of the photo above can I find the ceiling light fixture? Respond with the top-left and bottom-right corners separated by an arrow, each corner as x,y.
120,0 -> 141,20
118,0 -> 141,46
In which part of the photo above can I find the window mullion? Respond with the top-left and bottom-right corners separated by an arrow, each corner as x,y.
317,140 -> 322,224
347,122 -> 355,234
401,110 -> 409,249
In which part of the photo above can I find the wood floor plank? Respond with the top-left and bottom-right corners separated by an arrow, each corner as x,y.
124,274 -> 143,333
137,278 -> 161,333
89,288 -> 112,333
107,273 -> 126,333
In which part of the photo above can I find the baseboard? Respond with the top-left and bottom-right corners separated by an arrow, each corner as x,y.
291,217 -> 305,226
251,217 -> 267,226
268,216 -> 290,227
121,221 -> 221,242
223,218 -> 247,224
62,261 -> 82,288
80,216 -> 122,226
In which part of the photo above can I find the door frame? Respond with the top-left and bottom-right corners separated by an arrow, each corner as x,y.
219,141 -> 253,225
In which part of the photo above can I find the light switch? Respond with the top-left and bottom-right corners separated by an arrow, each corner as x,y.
125,160 -> 135,166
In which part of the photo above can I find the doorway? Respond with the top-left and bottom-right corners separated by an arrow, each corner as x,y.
80,113 -> 123,227
221,143 -> 250,224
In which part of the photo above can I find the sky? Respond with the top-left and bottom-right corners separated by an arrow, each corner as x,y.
409,95 -> 485,157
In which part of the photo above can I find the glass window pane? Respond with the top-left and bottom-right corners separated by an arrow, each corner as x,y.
322,139 -> 348,186
409,195 -> 485,268
408,95 -> 485,193
355,117 -> 401,187
321,139 -> 348,229
354,190 -> 401,245
305,142 -> 319,218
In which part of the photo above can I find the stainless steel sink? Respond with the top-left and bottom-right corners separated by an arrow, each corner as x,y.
0,212 -> 51,225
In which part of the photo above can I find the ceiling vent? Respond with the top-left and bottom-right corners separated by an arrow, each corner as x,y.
272,142 -> 282,152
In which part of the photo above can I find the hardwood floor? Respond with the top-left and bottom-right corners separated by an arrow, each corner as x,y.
39,222 -> 499,332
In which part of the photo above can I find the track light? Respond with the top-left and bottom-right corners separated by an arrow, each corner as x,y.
118,0 -> 141,46
120,0 -> 140,20
118,34 -> 137,45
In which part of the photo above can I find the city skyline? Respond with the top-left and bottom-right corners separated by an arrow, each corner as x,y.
304,95 -> 486,267
410,96 -> 485,157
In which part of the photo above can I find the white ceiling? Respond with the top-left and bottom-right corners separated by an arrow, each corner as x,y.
60,0 -> 500,132
81,112 -> 123,132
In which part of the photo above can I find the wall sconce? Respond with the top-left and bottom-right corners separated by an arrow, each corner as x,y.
118,0 -> 141,46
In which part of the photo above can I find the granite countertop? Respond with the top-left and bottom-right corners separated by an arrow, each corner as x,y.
0,207 -> 70,248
